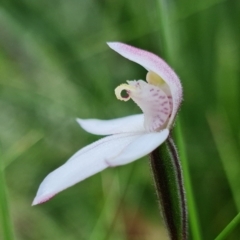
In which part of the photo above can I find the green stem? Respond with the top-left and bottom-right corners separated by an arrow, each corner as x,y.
0,154 -> 15,240
156,0 -> 175,62
150,137 -> 187,240
214,212 -> 240,240
176,121 -> 202,240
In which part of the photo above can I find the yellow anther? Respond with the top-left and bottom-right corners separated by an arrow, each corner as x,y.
114,83 -> 135,101
146,71 -> 165,87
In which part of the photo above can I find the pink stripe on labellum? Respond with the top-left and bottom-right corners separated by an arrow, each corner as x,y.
126,80 -> 172,131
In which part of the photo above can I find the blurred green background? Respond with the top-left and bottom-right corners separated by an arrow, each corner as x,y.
0,0 -> 240,239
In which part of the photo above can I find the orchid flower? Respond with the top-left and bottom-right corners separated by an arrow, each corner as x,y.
32,42 -> 182,205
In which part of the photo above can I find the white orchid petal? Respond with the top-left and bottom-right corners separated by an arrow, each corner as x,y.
32,132 -> 145,205
107,42 -> 182,127
108,129 -> 169,166
76,114 -> 144,135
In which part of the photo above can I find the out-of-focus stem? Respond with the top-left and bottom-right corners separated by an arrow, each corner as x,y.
156,0 -> 202,238
176,121 -> 202,240
0,151 -> 15,240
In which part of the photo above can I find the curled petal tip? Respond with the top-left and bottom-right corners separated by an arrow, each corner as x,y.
32,193 -> 55,206
106,42 -> 113,47
76,118 -> 82,125
107,42 -> 122,50
106,41 -> 116,46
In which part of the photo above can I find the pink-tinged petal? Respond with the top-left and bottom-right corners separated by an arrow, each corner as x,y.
107,42 -> 182,128
32,132 -> 146,205
107,129 -> 169,166
76,114 -> 144,135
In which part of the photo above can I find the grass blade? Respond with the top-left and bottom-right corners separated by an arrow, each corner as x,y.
214,212 -> 240,240
207,111 -> 240,211
0,151 -> 15,240
176,121 -> 202,240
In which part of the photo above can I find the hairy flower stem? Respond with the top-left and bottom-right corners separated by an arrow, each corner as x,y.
149,136 -> 188,240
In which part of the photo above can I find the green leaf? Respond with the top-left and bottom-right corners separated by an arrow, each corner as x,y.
149,137 -> 187,240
